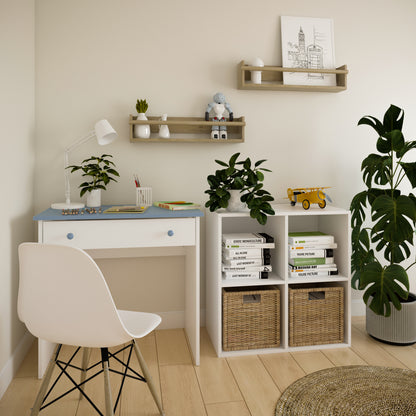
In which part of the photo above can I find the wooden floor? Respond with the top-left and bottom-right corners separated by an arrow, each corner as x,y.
1,317 -> 416,416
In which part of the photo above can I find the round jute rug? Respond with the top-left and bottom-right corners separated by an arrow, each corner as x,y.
275,365 -> 416,416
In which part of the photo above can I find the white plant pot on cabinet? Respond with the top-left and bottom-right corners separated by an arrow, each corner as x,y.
226,190 -> 247,212
86,189 -> 101,207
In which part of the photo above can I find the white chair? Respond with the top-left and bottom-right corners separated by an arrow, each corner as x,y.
18,243 -> 165,416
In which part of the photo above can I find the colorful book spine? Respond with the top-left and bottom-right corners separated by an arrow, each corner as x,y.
289,248 -> 334,258
222,248 -> 271,259
288,231 -> 334,245
222,232 -> 274,245
222,265 -> 272,272
289,269 -> 338,278
222,257 -> 271,266
289,243 -> 337,250
223,271 -> 269,280
289,264 -> 336,271
289,257 -> 335,266
223,242 -> 275,249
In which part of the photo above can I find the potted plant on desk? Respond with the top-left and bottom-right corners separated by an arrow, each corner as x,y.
350,104 -> 416,344
205,152 -> 275,225
67,154 -> 120,207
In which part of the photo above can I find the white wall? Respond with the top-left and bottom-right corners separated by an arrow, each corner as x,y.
0,0 -> 35,397
34,0 -> 416,315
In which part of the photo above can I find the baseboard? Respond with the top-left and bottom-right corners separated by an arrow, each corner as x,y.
351,298 -> 366,316
156,309 -> 206,330
0,331 -> 35,400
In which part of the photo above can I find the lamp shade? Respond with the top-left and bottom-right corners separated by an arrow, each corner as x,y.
94,119 -> 118,145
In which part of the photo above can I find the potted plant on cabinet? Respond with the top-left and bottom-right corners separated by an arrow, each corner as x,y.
205,152 -> 275,225
350,104 -> 416,344
67,154 -> 120,207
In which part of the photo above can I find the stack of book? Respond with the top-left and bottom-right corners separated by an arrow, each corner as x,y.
288,231 -> 338,278
222,232 -> 275,280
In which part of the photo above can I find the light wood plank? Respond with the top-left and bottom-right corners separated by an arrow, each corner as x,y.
194,329 -> 242,404
352,318 -> 416,369
290,350 -> 334,374
155,329 -> 192,365
0,378 -> 42,416
206,401 -> 250,416
159,364 -> 206,416
350,326 -> 407,368
227,355 -> 280,416
322,347 -> 367,366
259,352 -> 305,392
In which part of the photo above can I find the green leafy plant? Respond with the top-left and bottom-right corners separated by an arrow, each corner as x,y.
205,152 -> 275,225
350,104 -> 416,317
136,99 -> 148,114
67,154 -> 120,197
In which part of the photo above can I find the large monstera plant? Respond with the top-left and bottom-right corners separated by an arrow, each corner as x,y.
351,104 -> 416,317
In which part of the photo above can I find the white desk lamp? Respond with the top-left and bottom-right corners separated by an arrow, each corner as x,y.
51,119 -> 118,209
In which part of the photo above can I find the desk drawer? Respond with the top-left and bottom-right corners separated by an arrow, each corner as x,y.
41,218 -> 196,249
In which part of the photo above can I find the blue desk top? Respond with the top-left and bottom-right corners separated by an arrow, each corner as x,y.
34,205 -> 204,221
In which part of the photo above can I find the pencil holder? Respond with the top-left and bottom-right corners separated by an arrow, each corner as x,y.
135,187 -> 152,207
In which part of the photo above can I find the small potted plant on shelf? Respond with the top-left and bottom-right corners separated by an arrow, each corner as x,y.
205,152 -> 275,225
67,154 -> 120,207
134,99 -> 150,139
350,104 -> 416,344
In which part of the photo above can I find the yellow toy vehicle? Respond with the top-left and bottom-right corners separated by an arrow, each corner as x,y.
287,187 -> 331,210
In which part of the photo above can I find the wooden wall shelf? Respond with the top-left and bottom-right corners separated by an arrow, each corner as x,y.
129,115 -> 245,143
238,60 -> 348,92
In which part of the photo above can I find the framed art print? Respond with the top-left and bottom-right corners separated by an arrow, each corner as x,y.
281,16 -> 336,86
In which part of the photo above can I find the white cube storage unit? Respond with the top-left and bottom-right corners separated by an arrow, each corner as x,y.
206,204 -> 351,357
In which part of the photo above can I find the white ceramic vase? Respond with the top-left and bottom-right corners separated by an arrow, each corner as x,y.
226,189 -> 247,212
134,113 -> 151,139
86,189 -> 101,207
158,113 -> 170,139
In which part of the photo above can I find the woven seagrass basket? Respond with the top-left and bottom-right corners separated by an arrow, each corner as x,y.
222,286 -> 280,351
289,286 -> 344,347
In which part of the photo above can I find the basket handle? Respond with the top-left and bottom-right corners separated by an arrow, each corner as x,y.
243,294 -> 261,304
308,291 -> 325,300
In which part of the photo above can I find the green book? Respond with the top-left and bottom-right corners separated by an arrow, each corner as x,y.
289,257 -> 335,266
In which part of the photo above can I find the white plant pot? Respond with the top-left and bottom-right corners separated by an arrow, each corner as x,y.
366,293 -> 416,345
86,189 -> 101,207
134,113 -> 151,139
226,189 -> 247,212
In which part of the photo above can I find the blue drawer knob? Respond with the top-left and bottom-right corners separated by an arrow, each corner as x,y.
67,233 -> 74,240
167,230 -> 174,237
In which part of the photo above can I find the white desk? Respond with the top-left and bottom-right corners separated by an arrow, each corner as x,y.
34,206 -> 203,378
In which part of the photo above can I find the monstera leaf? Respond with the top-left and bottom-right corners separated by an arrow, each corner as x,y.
362,263 -> 409,317
371,195 -> 415,255
361,154 -> 391,187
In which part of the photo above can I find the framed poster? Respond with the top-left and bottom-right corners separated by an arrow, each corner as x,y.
281,16 -> 336,86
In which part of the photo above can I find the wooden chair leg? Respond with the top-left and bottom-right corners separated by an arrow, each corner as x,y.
31,345 -> 61,416
79,347 -> 90,400
102,348 -> 114,416
132,340 -> 165,416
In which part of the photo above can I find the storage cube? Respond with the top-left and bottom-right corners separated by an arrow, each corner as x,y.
289,286 -> 344,347
222,286 -> 280,351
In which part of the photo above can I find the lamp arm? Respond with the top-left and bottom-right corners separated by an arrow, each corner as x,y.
64,131 -> 95,205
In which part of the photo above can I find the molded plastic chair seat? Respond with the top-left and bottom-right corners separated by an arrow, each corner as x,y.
18,243 -> 164,416
118,310 -> 161,338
